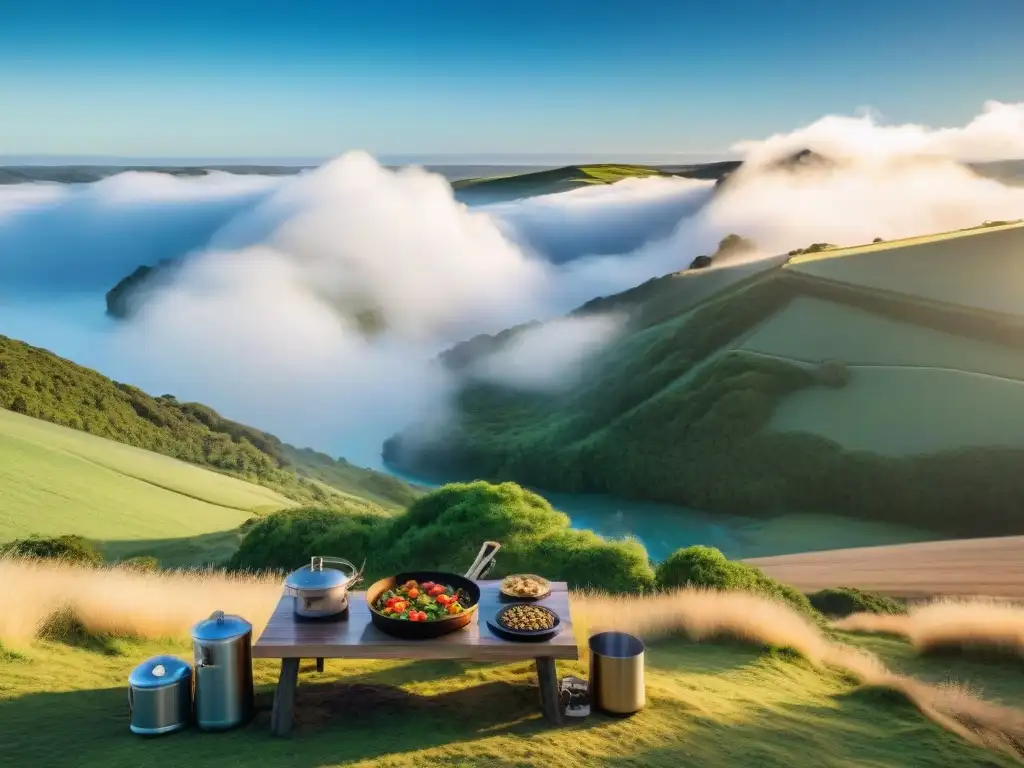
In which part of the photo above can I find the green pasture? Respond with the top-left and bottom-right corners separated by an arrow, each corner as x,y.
0,634 -> 1014,768
767,364 -> 1024,456
0,408 -> 289,559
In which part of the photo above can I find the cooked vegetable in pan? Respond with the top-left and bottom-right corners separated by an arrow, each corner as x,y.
372,579 -> 467,622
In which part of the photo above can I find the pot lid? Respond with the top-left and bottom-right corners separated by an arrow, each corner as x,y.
129,655 -> 191,688
190,610 -> 252,642
284,556 -> 356,591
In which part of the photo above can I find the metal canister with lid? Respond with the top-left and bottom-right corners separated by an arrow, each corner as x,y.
127,655 -> 193,736
191,610 -> 254,731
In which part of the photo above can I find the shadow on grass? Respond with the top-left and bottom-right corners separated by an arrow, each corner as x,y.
2,671 -> 1015,768
0,673 -> 606,768
592,687 -> 1014,768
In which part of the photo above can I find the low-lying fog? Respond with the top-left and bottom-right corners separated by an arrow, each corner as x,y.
2,101 -> 1024,468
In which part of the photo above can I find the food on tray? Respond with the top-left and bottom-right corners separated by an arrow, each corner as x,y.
500,604 -> 557,632
372,579 -> 466,622
500,574 -> 550,598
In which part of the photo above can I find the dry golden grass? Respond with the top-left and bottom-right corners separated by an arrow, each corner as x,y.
0,556 -> 281,646
836,598 -> 1024,658
576,588 -> 1024,759
3,558 -> 1023,759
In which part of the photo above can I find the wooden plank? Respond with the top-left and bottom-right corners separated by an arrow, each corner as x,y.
254,581 -> 579,662
270,657 -> 299,738
535,657 -> 562,725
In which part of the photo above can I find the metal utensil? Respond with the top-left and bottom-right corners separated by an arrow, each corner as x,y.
464,541 -> 501,580
284,556 -> 363,619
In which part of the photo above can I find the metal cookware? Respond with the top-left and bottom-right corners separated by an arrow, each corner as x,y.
284,556 -> 364,619
128,655 -> 193,736
191,610 -> 254,731
364,541 -> 501,640
588,631 -> 646,716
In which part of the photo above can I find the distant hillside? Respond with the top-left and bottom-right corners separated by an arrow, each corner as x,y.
451,163 -> 727,204
0,165 -> 312,184
385,223 -> 1024,538
0,334 -> 419,511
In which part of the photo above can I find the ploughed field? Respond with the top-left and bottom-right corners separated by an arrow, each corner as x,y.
748,534 -> 1024,599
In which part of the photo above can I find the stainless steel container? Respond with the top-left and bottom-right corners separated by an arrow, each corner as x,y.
284,556 -> 363,619
588,632 -> 646,716
128,655 -> 192,736
191,610 -> 254,731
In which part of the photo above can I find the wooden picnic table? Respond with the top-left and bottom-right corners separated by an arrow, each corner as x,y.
253,580 -> 579,736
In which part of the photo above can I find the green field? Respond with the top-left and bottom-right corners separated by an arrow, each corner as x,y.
787,222 -> 1024,315
0,408 -> 288,562
767,366 -> 1024,455
1,635 -> 1015,768
740,297 -> 1024,379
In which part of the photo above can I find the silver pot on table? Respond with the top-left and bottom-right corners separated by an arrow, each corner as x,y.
284,556 -> 364,619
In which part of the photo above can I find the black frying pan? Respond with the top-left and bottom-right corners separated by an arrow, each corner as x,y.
365,571 -> 482,639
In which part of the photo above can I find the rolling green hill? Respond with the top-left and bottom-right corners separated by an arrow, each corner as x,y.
451,163 -> 677,203
0,334 -> 419,513
0,407 -> 281,565
385,223 -> 1024,538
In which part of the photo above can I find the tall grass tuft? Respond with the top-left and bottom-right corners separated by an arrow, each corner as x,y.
836,598 -> 1024,659
0,556 -> 281,646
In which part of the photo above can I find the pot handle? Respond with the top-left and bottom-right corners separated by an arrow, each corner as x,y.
311,556 -> 356,573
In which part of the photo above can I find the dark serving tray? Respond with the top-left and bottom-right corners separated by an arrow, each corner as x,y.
486,603 -> 563,643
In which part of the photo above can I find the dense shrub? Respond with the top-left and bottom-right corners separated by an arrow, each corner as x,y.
227,507 -> 384,572
809,587 -> 907,618
656,546 -> 821,622
230,481 -> 657,593
0,535 -> 103,567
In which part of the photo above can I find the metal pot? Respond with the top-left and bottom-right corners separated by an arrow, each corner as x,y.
284,556 -> 364,619
128,655 -> 193,736
191,610 -> 254,731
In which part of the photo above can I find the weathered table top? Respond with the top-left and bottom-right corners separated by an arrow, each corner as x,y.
253,580 -> 579,662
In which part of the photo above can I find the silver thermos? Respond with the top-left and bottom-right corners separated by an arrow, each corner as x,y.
127,655 -> 193,735
190,610 -> 254,731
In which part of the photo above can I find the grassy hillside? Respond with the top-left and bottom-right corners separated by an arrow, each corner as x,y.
452,164 -> 666,201
0,334 -> 417,512
0,408 -> 289,565
788,222 -> 1024,314
386,226 -> 1024,537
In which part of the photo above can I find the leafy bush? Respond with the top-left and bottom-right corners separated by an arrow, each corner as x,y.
227,507 -> 385,572
0,535 -> 103,567
231,481 -> 657,593
656,546 -> 821,623
809,587 -> 907,618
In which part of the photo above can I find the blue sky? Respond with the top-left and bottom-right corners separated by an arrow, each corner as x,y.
2,0 -> 1023,161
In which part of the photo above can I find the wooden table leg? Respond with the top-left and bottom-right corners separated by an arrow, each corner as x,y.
535,657 -> 562,725
316,658 -> 324,673
270,658 -> 300,737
